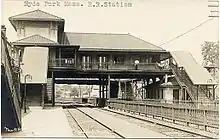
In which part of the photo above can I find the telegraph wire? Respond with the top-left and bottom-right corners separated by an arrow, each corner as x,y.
158,18 -> 215,47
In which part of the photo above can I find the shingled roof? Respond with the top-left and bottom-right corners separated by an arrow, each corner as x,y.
171,51 -> 217,85
9,9 -> 64,21
60,32 -> 165,52
12,34 -> 58,46
9,9 -> 65,31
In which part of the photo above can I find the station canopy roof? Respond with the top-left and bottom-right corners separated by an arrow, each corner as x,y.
60,32 -> 167,53
171,51 -> 217,85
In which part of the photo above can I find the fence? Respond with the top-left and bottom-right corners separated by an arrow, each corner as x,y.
107,99 -> 219,132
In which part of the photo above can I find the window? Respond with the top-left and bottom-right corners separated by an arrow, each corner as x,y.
173,89 -> 179,101
99,56 -> 107,69
82,55 -> 91,69
145,56 -> 152,63
114,56 -> 125,64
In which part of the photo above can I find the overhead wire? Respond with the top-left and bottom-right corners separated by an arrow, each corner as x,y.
158,18 -> 215,47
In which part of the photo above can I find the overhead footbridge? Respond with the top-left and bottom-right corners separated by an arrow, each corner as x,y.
170,51 -> 217,103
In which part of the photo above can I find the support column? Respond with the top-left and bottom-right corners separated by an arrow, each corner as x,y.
118,79 -> 121,99
109,54 -> 113,68
124,81 -> 127,99
159,88 -> 162,100
143,79 -> 146,99
213,85 -> 215,100
179,88 -> 182,103
135,81 -> 138,99
99,78 -> 101,98
59,48 -> 61,66
41,84 -> 45,107
141,80 -> 144,100
74,49 -> 77,67
52,71 -> 55,107
107,75 -> 111,99
105,78 -> 107,99
102,79 -> 105,98
153,77 -> 156,99
196,85 -> 199,101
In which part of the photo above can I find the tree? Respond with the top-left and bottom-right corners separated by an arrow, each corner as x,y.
201,41 -> 219,67
69,87 -> 79,97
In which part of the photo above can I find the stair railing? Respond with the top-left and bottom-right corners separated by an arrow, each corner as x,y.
1,33 -> 21,127
170,65 -> 196,102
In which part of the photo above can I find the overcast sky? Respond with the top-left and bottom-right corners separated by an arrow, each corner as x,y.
2,0 -> 219,64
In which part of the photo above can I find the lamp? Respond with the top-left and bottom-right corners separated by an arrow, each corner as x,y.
134,60 -> 139,70
24,74 -> 32,113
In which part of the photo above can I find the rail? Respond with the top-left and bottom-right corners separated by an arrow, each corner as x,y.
141,98 -> 219,110
107,99 -> 219,132
49,58 -> 75,67
49,59 -> 167,72
1,34 -> 21,127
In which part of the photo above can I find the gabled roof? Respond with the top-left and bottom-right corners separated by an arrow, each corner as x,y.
60,32 -> 166,52
9,9 -> 65,31
12,34 -> 58,46
9,9 -> 64,22
171,51 -> 217,85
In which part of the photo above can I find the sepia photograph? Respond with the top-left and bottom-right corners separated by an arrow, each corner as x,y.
1,0 -> 219,139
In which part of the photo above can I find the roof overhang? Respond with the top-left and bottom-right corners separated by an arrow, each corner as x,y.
78,48 -> 167,52
9,19 -> 65,32
12,43 -> 80,49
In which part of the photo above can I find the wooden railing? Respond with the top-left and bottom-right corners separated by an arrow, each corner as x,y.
49,58 -> 75,67
49,59 -> 168,72
141,98 -> 219,110
107,99 -> 219,132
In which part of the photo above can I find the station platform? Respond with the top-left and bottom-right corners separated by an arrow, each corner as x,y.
2,106 -> 73,138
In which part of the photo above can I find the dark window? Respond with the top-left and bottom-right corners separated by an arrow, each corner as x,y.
173,89 -> 179,100
114,56 -> 125,64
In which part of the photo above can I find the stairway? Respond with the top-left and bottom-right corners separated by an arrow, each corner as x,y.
171,65 -> 215,108
198,86 -> 214,103
1,31 -> 21,132
171,66 -> 196,102
1,66 -> 21,132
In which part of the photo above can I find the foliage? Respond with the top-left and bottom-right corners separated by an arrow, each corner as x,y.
55,84 -> 93,98
69,87 -> 79,97
201,41 -> 219,67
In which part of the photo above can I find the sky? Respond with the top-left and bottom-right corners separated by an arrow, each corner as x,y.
2,0 -> 219,64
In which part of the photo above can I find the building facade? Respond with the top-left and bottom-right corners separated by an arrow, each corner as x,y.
8,9 -> 217,107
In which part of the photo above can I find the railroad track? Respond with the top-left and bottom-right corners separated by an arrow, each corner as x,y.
64,104 -> 213,139
64,105 -> 124,139
97,108 -> 213,139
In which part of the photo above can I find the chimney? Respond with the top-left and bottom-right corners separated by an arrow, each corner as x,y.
1,25 -> 6,36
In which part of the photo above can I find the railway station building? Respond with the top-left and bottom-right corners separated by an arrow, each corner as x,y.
8,9 -> 217,107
